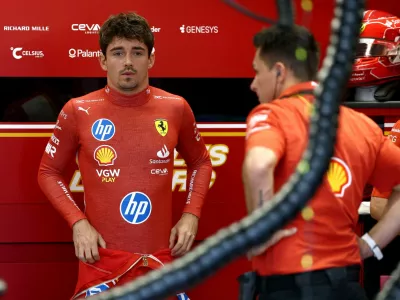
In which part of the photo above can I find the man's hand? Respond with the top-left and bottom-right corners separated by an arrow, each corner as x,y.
247,228 -> 297,259
169,213 -> 199,257
72,219 -> 106,263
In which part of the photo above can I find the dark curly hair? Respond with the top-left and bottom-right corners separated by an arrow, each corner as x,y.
99,12 -> 154,57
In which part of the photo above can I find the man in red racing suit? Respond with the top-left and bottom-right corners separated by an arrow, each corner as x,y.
37,12 -> 212,299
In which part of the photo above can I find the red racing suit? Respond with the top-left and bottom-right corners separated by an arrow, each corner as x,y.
72,248 -> 189,299
38,85 -> 212,297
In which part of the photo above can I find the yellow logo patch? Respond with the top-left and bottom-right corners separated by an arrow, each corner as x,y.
155,119 -> 168,137
94,145 -> 117,166
327,157 -> 352,197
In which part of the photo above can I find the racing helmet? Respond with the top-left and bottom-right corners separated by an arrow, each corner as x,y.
349,10 -> 400,101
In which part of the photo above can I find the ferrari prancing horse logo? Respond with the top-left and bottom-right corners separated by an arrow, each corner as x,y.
155,119 -> 168,137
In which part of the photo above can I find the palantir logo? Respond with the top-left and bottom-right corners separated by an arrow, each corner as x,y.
120,192 -> 152,224
69,49 -> 77,58
69,48 -> 102,58
91,119 -> 115,141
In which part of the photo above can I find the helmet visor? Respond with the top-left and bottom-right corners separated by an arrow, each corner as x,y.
355,38 -> 399,58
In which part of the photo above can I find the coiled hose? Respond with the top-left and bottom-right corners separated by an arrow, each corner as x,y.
276,0 -> 295,27
93,0 -> 365,299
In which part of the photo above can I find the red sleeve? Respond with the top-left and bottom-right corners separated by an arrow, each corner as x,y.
369,133 -> 400,193
175,100 -> 212,218
37,100 -> 86,228
245,104 -> 285,160
386,120 -> 400,147
371,187 -> 391,199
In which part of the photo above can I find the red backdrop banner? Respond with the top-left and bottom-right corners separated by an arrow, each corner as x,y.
1,0 -> 399,78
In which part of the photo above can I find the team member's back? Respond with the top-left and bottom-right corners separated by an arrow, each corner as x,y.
242,21 -> 400,300
246,81 -> 400,276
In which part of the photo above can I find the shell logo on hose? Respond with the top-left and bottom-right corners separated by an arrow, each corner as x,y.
94,145 -> 117,166
327,157 -> 352,197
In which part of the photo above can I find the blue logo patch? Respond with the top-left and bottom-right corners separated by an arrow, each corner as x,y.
176,293 -> 190,300
85,283 -> 110,297
120,192 -> 152,224
91,119 -> 115,141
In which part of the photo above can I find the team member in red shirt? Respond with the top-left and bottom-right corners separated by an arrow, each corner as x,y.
370,120 -> 400,220
367,120 -> 400,297
37,12 -> 212,299
242,24 -> 400,300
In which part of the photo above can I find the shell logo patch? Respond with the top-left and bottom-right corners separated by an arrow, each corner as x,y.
94,145 -> 117,166
327,157 -> 352,197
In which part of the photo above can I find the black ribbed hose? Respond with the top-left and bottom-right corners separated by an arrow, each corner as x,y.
276,0 -> 295,27
93,0 -> 365,299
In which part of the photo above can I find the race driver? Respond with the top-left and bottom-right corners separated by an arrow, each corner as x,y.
37,12 -> 212,299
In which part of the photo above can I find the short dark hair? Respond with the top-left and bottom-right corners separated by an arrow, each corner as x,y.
99,12 -> 154,57
253,25 -> 320,81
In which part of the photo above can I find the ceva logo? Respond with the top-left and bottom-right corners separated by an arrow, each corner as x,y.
71,24 -> 100,34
